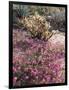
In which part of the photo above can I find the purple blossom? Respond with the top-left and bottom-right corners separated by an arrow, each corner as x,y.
13,29 -> 65,86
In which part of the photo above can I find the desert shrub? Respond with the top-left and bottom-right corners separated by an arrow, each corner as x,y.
13,5 -> 31,27
13,4 -> 65,31
18,12 -> 53,40
46,11 -> 65,32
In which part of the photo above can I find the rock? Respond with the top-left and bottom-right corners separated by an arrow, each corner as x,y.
48,33 -> 65,50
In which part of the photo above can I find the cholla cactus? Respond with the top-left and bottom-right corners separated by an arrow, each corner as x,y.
18,12 -> 53,40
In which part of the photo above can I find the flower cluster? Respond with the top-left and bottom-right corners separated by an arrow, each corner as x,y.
13,29 -> 65,87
